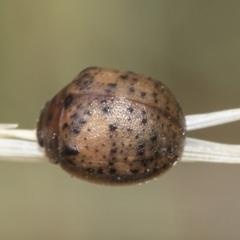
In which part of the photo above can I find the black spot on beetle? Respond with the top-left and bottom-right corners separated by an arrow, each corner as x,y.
127,107 -> 133,114
103,106 -> 111,113
79,119 -> 86,124
83,78 -> 94,86
129,87 -> 135,93
109,123 -> 118,131
152,92 -> 158,98
138,142 -> 145,148
64,94 -> 73,109
107,83 -> 117,88
71,112 -> 79,120
120,74 -> 128,80
86,110 -> 92,115
109,168 -> 116,174
72,126 -> 80,134
137,142 -> 145,156
150,133 -> 158,142
62,122 -> 68,130
110,148 -> 117,154
137,149 -> 145,156
81,72 -> 91,78
141,156 -> 155,167
104,88 -> 112,94
167,145 -> 174,154
141,118 -> 148,124
65,158 -> 76,166
62,145 -> 79,156
109,161 -> 114,166
131,169 -> 139,174
78,78 -> 94,90
100,99 -> 107,104
140,92 -> 146,98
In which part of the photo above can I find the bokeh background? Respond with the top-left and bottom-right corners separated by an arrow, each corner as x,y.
1,1 -> 240,239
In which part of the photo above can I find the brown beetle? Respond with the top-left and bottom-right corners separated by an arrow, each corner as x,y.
37,67 -> 186,185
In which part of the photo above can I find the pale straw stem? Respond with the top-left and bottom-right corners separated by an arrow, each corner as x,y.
0,108 -> 239,164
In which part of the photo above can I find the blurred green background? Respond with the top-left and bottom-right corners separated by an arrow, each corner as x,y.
1,1 -> 240,239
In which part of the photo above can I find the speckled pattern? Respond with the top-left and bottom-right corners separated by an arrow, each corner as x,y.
37,67 -> 186,185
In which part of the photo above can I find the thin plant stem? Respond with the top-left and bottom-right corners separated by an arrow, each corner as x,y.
0,108 -> 240,164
